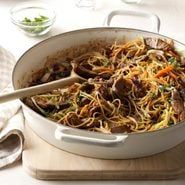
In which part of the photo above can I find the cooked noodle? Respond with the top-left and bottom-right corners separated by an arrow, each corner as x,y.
24,37 -> 185,133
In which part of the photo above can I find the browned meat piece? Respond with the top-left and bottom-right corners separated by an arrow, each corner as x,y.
131,76 -> 141,90
172,90 -> 184,114
36,98 -> 55,111
67,112 -> 100,128
99,72 -> 112,79
112,77 -> 132,99
172,90 -> 185,121
51,62 -> 72,79
145,38 -> 172,51
98,84 -> 111,100
59,102 -> 71,110
52,63 -> 65,72
30,68 -> 45,85
23,98 -> 40,113
74,64 -> 97,79
36,99 -> 48,109
80,82 -> 95,93
168,50 -> 181,61
31,61 -> 72,85
80,98 -> 91,106
147,49 -> 166,61
111,125 -> 131,133
84,119 -> 100,128
131,77 -> 148,98
67,113 -> 81,126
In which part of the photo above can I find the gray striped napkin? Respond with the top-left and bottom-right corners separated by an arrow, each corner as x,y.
0,46 -> 24,168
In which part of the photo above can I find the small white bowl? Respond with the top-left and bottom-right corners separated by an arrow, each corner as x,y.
10,2 -> 56,36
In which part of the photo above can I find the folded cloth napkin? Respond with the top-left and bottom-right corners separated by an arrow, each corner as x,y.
0,46 -> 24,168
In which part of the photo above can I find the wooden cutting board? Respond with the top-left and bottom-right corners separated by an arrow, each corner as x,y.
22,124 -> 185,180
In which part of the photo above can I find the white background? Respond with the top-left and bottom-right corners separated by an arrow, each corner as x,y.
1,0 -> 185,184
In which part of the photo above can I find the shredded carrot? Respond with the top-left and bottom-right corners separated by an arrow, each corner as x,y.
155,65 -> 173,78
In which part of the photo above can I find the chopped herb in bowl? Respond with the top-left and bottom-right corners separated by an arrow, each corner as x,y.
22,15 -> 49,26
10,3 -> 56,36
21,15 -> 50,34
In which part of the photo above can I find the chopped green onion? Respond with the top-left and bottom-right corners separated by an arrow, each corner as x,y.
21,15 -> 50,34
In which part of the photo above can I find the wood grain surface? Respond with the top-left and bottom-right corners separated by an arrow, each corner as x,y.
22,124 -> 185,180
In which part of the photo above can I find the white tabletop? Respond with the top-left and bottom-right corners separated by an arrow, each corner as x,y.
1,0 -> 185,184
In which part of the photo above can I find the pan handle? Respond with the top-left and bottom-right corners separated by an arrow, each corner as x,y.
55,126 -> 127,147
104,10 -> 160,33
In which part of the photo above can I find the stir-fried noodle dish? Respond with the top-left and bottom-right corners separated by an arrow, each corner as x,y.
24,37 -> 185,134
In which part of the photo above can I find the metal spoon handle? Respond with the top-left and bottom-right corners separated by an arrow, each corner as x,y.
0,75 -> 79,104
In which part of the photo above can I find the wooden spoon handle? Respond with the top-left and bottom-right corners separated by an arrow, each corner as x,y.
0,75 -> 80,104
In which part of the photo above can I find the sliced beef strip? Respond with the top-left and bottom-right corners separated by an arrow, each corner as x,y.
51,62 -> 72,79
59,102 -> 71,110
112,76 -> 132,99
172,90 -> 184,113
131,76 -> 141,90
74,64 -> 97,79
35,98 -> 56,111
172,90 -> 185,121
23,97 -> 40,113
111,125 -> 131,133
99,72 -> 112,80
145,38 -> 172,51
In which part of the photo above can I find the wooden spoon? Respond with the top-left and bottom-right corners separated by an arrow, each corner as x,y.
0,66 -> 85,104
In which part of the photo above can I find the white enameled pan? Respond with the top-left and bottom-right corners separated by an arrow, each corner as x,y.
12,10 -> 185,159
